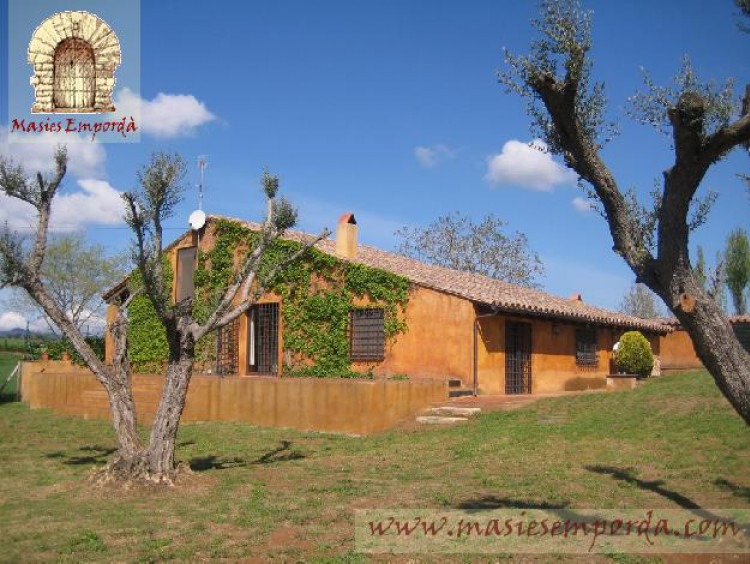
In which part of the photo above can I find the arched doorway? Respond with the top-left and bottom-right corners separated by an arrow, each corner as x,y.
53,38 -> 95,110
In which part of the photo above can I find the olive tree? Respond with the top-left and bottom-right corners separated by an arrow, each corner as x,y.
0,148 -> 328,485
501,0 -> 750,423
0,148 -> 143,462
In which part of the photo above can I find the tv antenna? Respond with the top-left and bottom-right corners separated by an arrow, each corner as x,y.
197,155 -> 207,211
189,155 -> 208,232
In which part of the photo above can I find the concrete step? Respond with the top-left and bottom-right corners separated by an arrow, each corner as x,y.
448,388 -> 474,398
428,406 -> 482,417
416,415 -> 469,425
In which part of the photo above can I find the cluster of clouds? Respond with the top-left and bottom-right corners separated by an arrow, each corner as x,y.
0,88 -> 216,329
0,89 -> 216,231
414,138 -> 592,213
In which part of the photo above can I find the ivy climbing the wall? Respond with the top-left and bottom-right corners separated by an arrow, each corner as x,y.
127,265 -> 171,374
127,218 -> 411,377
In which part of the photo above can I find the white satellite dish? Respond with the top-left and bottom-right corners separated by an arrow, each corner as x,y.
189,209 -> 206,230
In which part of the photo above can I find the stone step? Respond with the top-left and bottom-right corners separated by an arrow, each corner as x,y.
448,388 -> 474,398
428,406 -> 482,417
416,415 -> 469,425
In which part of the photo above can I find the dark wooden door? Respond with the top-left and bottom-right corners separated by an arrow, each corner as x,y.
54,38 -> 95,109
505,321 -> 532,394
247,303 -> 279,375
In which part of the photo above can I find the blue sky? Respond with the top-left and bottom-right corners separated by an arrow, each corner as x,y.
1,0 -> 748,330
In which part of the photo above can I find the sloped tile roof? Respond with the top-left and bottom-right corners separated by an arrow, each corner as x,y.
659,315 -> 750,327
215,215 -> 669,334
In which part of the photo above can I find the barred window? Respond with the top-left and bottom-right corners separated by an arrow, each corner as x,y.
216,318 -> 239,375
576,327 -> 598,366
350,308 -> 385,361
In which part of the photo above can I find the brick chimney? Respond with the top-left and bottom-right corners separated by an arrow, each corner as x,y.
569,292 -> 583,303
335,212 -> 358,258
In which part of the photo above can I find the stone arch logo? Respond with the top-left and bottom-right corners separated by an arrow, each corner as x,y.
28,11 -> 121,114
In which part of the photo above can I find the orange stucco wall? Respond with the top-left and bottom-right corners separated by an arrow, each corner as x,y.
476,317 -> 661,394
659,329 -> 703,372
104,303 -> 117,364
20,361 -> 447,435
363,286 -> 475,383
477,316 -> 608,394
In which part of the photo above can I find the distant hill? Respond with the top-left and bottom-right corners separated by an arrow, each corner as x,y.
0,328 -> 55,339
0,329 -> 26,338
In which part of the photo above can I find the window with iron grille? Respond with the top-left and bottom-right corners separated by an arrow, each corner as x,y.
216,318 -> 239,375
350,308 -> 385,361
576,327 -> 598,366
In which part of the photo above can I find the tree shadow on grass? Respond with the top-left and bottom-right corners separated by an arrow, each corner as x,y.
189,455 -> 246,471
251,440 -> 305,465
713,478 -> 750,502
454,496 -> 570,510
452,496 -> 612,530
45,445 -> 116,466
189,440 -> 305,472
586,465 -> 702,509
584,465 -> 743,525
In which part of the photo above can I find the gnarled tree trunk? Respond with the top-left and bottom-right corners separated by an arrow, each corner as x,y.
26,281 -> 143,459
655,262 -> 750,423
145,356 -> 194,482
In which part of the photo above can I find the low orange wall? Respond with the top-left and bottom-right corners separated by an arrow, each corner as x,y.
659,329 -> 703,372
20,361 -> 447,435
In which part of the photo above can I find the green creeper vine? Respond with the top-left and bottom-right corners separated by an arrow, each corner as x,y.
127,218 -> 411,378
127,264 -> 171,373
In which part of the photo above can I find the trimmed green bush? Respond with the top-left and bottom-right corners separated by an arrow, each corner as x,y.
615,331 -> 654,377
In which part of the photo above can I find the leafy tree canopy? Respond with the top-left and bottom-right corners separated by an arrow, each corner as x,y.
395,212 -> 544,288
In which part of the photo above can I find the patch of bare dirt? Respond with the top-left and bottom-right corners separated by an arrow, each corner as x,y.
266,524 -> 315,552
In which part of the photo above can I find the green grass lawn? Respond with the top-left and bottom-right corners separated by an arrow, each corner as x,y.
0,370 -> 748,562
0,351 -> 22,399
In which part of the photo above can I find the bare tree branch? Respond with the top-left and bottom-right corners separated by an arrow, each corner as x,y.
208,229 -> 329,333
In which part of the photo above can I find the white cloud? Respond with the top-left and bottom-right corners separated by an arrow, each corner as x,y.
415,144 -> 455,168
0,308 -> 103,334
114,87 -> 216,138
572,196 -> 594,213
0,178 -> 125,230
485,139 -> 575,191
52,179 -> 125,228
0,310 -> 49,332
0,125 -> 106,178
0,311 -> 27,331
